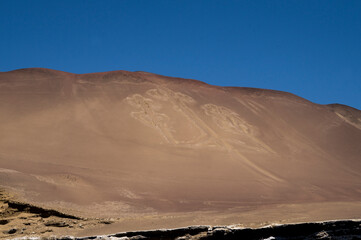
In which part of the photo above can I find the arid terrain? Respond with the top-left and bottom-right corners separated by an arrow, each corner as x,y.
0,68 -> 360,239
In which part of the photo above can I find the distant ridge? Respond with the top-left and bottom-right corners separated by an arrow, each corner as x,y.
0,67 -> 360,238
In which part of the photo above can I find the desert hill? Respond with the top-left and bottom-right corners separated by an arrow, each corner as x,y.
0,68 -> 360,237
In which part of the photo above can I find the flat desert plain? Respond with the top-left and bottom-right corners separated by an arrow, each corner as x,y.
0,68 -> 360,238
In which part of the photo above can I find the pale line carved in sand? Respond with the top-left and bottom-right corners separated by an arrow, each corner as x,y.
126,88 -> 283,182
146,88 -> 212,146
126,88 -> 211,146
335,112 -> 361,131
202,103 -> 275,154
200,103 -> 282,182
202,104 -> 253,135
125,94 -> 174,143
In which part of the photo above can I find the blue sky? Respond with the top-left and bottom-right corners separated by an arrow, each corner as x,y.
1,0 -> 360,109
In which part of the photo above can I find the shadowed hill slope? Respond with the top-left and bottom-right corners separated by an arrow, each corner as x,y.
0,68 -> 360,222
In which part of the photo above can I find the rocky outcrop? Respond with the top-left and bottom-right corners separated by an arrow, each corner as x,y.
0,190 -> 108,239
5,201 -> 81,220
11,220 -> 361,240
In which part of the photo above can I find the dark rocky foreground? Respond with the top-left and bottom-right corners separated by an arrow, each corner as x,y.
12,220 -> 361,240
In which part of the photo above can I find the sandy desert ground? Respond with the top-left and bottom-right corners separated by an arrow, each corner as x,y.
0,68 -> 360,238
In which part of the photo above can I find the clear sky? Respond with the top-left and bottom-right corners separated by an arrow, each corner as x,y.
1,0 -> 360,109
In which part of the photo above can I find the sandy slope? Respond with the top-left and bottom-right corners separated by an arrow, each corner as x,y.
0,68 -> 360,237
